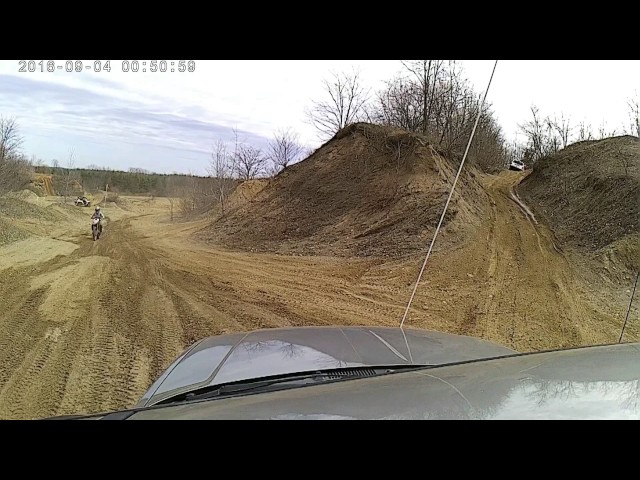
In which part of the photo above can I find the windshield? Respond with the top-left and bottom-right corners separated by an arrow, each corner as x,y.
0,60 -> 638,419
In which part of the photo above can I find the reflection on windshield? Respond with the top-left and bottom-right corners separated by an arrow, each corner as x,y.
154,346 -> 232,395
212,340 -> 364,386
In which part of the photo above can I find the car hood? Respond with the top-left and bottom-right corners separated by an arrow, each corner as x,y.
129,342 -> 640,419
138,326 -> 516,407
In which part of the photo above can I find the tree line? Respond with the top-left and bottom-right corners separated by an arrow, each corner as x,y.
35,164 -> 207,196
306,61 -> 508,173
0,117 -> 32,196
515,96 -> 639,166
3,62 -> 638,216
305,62 -> 640,171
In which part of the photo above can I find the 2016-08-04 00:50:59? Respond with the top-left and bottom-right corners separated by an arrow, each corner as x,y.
17,60 -> 196,73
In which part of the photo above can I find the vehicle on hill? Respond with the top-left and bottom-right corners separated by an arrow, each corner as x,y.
509,159 -> 525,171
74,196 -> 91,207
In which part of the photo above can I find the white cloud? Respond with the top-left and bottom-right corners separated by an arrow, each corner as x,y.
1,60 -> 638,173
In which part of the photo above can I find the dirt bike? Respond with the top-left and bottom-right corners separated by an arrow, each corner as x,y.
91,218 -> 102,241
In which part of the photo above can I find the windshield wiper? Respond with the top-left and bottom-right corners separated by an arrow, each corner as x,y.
158,365 -> 429,405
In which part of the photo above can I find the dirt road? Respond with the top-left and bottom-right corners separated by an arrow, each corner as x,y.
0,173 -> 632,418
0,199 -> 385,418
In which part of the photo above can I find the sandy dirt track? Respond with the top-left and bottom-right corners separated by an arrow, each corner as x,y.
0,172 -> 633,419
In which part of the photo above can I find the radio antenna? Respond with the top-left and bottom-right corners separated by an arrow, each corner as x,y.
619,271 -> 639,343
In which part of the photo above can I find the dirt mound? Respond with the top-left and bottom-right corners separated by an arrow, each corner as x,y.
0,217 -> 31,246
6,189 -> 40,202
0,196 -> 66,222
596,233 -> 640,279
519,136 -> 639,262
0,192 -> 100,246
202,123 -> 486,257
228,179 -> 267,207
207,179 -> 267,218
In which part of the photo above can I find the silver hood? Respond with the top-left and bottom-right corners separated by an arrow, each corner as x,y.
138,326 -> 516,407
130,342 -> 640,420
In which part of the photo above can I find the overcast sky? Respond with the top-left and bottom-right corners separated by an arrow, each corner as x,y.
1,60 -> 638,175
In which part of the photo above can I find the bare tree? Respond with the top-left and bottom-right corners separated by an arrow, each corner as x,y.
159,176 -> 180,221
306,69 -> 369,139
518,106 -> 547,162
52,159 -> 60,168
597,120 -> 618,139
577,121 -> 593,141
0,155 -> 31,196
617,96 -> 638,176
129,167 -> 150,174
401,60 -> 446,136
439,84 -> 480,157
549,113 -> 572,148
208,139 -> 237,215
268,128 -> 303,175
61,148 -> 80,203
544,117 -> 561,154
0,117 -> 32,195
372,75 -> 423,132
469,110 -> 508,173
168,195 -> 175,221
368,61 -> 507,171
520,106 -> 578,161
628,93 -> 639,138
370,60 -> 454,138
0,117 -> 23,162
518,105 -> 563,162
177,173 -> 199,215
235,144 -> 265,181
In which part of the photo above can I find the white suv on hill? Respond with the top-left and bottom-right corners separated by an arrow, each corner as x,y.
509,159 -> 525,171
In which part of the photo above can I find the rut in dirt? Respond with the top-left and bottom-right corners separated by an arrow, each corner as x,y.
0,214 -> 356,419
0,136 -> 634,419
0,218 -> 223,418
439,171 -> 604,351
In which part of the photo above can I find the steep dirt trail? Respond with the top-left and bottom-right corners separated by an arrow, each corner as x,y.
0,174 -> 629,419
314,170 -> 624,354
451,171 -> 601,349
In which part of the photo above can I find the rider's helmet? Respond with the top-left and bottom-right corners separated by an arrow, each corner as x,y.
95,206 -> 100,212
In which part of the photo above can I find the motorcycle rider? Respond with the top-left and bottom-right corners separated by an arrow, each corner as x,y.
91,206 -> 105,234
